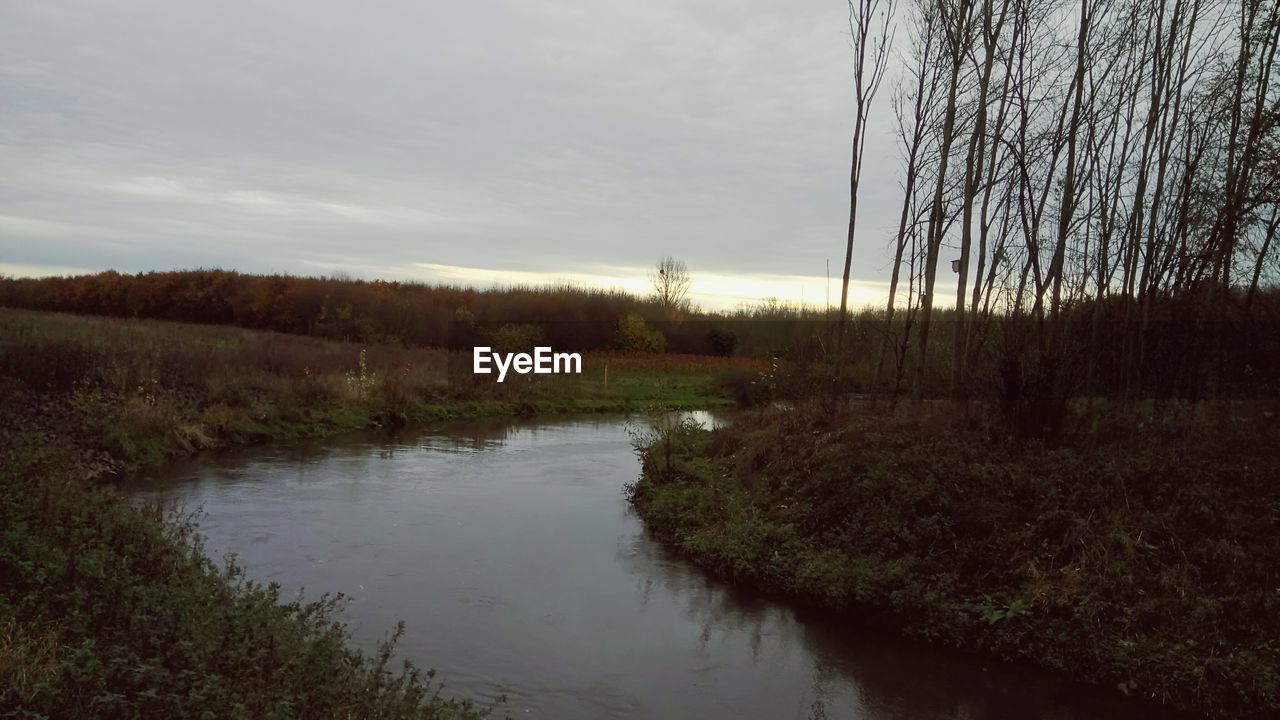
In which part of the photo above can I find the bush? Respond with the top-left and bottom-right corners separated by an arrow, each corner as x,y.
487,323 -> 544,355
616,313 -> 666,353
705,327 -> 738,356
711,367 -> 771,408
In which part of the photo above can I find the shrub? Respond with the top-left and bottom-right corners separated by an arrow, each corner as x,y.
616,313 -> 666,353
487,323 -> 544,355
711,367 -> 770,407
705,327 -> 738,356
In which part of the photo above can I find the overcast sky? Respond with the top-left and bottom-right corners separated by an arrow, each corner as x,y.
1,0 -> 907,310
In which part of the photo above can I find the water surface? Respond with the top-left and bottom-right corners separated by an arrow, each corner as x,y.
134,413 -> 1178,719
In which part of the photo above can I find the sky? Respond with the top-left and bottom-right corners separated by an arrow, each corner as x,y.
0,0 -> 909,312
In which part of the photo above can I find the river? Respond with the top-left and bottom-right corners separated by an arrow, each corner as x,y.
132,412 -> 1178,719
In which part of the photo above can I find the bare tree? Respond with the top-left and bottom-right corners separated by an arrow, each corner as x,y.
952,0 -> 1014,397
850,0 -> 1279,408
875,0 -> 943,396
913,0 -> 975,401
650,256 -> 693,318
836,0 -> 896,371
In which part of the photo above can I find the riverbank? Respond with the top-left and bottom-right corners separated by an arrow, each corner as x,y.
1,403 -> 491,718
628,404 -> 1279,719
0,309 -> 741,717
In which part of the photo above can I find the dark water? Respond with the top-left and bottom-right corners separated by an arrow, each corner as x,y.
133,413 -> 1178,720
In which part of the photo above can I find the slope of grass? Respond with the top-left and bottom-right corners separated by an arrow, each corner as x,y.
629,404 -> 1280,719
1,417 -> 486,719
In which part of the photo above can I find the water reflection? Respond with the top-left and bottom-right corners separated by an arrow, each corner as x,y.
133,413 -> 1180,720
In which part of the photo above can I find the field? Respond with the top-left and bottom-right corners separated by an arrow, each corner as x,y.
0,308 -> 752,718
0,309 -> 754,473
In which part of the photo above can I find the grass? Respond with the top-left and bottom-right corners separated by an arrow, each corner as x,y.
629,402 -> 1280,719
0,308 -> 753,718
0,309 -> 747,474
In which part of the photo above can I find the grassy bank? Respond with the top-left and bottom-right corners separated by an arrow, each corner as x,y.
628,404 -> 1280,719
0,308 -> 744,718
1,413 -> 487,719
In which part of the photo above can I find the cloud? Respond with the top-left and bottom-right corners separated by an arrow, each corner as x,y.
0,0 -> 905,308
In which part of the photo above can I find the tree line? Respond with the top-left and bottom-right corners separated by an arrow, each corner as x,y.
0,266 -> 789,357
0,270 -> 650,349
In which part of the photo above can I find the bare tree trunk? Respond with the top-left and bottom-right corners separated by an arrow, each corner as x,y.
952,0 -> 1010,399
914,0 -> 973,402
835,0 -> 895,397
875,5 -> 940,396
